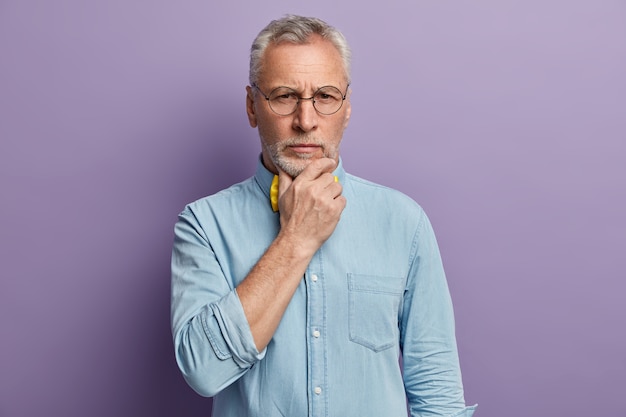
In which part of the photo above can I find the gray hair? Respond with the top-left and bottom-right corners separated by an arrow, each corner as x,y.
249,15 -> 352,86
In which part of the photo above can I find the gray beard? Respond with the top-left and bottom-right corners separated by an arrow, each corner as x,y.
264,135 -> 337,177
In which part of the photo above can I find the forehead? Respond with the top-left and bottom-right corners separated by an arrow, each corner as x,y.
259,35 -> 347,89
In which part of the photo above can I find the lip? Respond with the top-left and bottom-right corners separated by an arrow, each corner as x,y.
288,144 -> 321,154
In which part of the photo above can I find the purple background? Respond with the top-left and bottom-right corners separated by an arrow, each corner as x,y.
1,1 -> 624,416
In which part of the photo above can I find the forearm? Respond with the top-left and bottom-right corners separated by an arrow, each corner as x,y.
236,230 -> 316,351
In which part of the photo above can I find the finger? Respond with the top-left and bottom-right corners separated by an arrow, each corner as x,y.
318,180 -> 343,203
297,158 -> 337,181
319,172 -> 340,188
327,180 -> 343,198
334,195 -> 347,212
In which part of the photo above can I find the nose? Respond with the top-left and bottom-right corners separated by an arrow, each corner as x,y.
292,97 -> 318,132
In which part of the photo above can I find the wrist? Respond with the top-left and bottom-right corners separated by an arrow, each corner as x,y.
273,229 -> 320,261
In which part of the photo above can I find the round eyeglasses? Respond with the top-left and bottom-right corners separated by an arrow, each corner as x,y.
252,84 -> 349,116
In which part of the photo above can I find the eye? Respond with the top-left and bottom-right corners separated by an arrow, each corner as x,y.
315,87 -> 342,102
270,88 -> 298,103
277,93 -> 296,100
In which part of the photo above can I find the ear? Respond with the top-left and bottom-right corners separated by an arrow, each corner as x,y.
342,95 -> 351,130
246,85 -> 258,128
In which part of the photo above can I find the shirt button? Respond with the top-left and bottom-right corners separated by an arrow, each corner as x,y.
313,330 -> 320,338
311,274 -> 318,282
314,386 -> 322,395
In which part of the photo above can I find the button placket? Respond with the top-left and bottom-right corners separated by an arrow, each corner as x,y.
306,268 -> 327,416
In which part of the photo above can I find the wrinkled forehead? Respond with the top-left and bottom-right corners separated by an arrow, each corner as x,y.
258,37 -> 348,88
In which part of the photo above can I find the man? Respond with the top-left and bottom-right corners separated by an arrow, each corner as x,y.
171,15 -> 476,417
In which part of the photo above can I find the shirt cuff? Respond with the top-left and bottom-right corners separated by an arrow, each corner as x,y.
449,404 -> 478,417
210,290 -> 266,368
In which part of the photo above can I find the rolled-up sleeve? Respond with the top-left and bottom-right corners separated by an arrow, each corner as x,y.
401,210 -> 477,417
171,208 -> 265,397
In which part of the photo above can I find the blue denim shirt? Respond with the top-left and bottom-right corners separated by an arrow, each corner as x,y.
171,158 -> 477,417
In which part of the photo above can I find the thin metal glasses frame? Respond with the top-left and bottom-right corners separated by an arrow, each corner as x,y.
252,84 -> 350,116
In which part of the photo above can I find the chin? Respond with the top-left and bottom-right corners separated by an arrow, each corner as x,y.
276,160 -> 308,177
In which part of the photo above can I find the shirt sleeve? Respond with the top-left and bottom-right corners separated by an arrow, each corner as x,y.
170,207 -> 266,397
400,209 -> 477,417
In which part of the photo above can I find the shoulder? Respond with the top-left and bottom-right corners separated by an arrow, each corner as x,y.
345,173 -> 425,216
180,176 -> 257,219
342,173 -> 431,240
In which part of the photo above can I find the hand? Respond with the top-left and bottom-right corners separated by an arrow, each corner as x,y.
276,158 -> 346,254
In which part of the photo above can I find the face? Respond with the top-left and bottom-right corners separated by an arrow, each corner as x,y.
246,35 -> 351,177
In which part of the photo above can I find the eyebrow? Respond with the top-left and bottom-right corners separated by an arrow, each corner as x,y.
270,85 -> 342,93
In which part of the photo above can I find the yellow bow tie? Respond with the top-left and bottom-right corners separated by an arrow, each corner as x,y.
270,175 -> 339,212
270,175 -> 280,212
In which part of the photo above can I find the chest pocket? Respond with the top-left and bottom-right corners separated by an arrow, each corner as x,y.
347,273 -> 405,352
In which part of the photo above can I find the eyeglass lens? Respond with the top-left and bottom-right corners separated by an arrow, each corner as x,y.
268,86 -> 344,115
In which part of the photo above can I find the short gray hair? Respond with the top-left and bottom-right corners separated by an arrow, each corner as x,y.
249,15 -> 352,86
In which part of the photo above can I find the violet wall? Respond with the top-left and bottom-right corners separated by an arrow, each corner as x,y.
1,1 -> 624,416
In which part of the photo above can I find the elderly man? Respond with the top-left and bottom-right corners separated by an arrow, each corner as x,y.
171,14 -> 476,417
